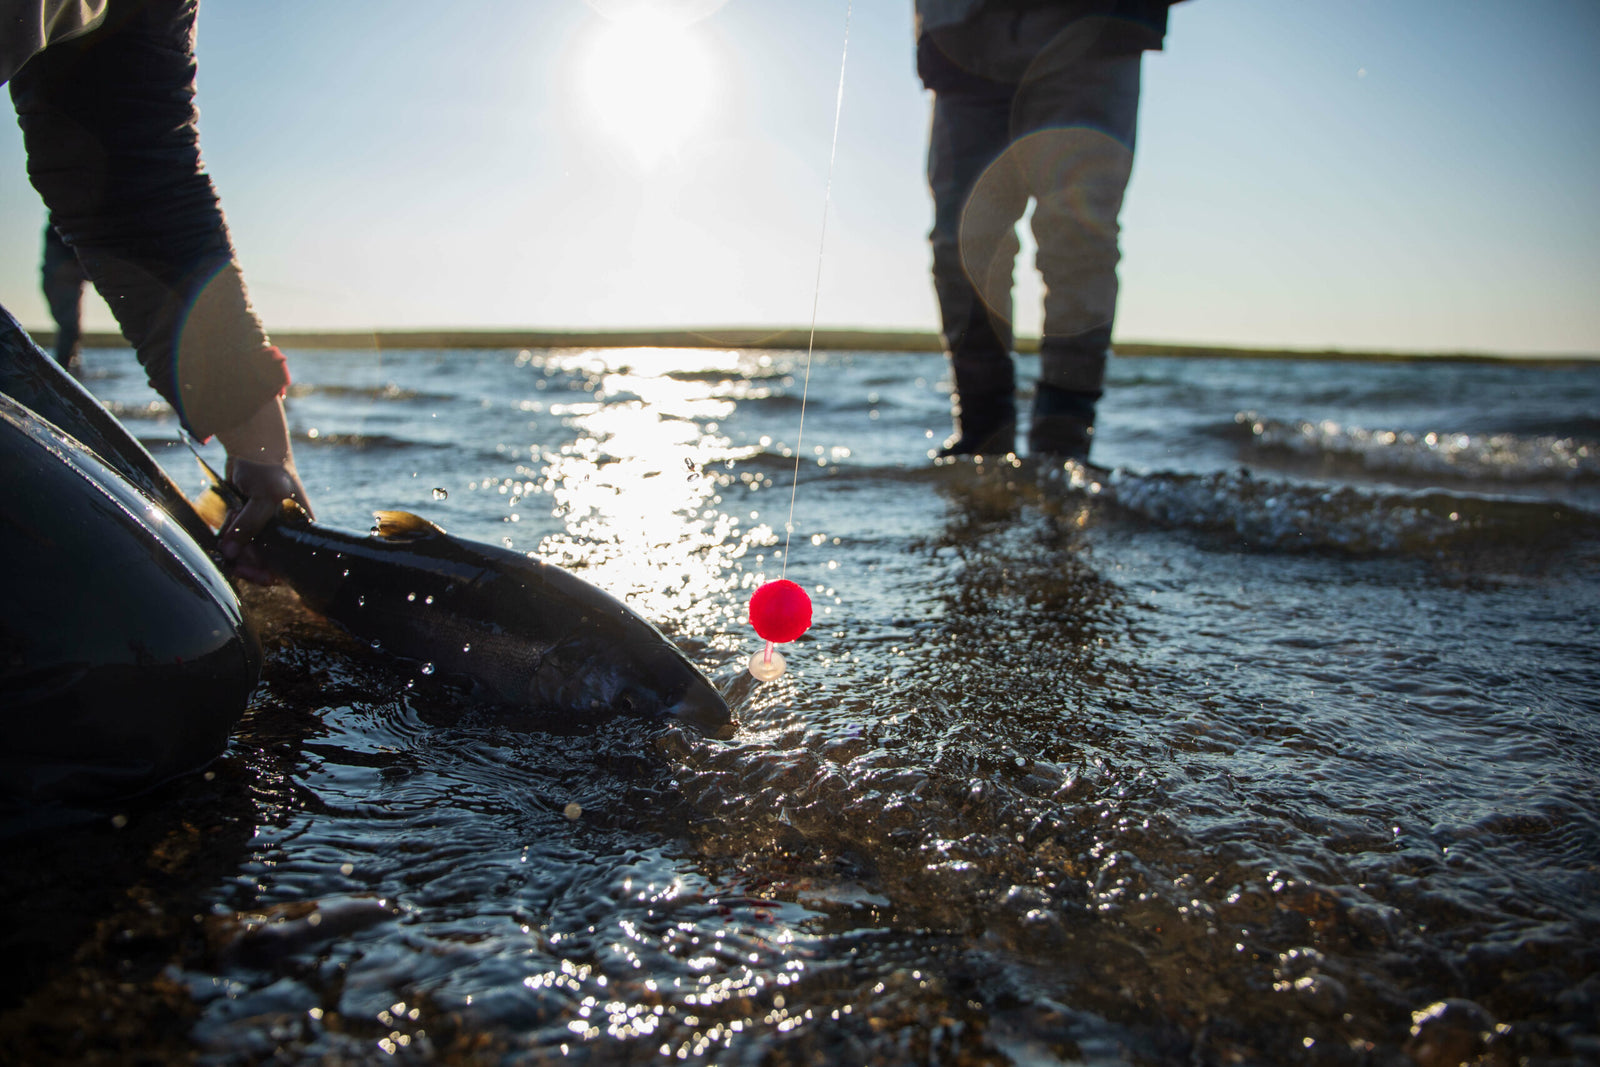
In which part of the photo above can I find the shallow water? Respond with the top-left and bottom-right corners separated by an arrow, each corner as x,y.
5,347 -> 1600,1065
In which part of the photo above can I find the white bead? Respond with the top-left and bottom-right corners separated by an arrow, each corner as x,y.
748,646 -> 787,681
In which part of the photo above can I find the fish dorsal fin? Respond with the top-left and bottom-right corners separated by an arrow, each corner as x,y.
372,510 -> 445,540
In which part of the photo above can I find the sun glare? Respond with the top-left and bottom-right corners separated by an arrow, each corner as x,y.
580,6 -> 715,168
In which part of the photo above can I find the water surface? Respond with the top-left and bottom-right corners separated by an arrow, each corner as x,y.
5,346 -> 1598,1065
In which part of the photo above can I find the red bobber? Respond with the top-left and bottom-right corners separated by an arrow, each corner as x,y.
748,579 -> 812,644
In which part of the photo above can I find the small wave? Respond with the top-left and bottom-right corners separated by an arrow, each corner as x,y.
101,399 -> 174,420
1105,467 -> 1600,554
296,430 -> 430,451
1496,413 -> 1600,440
665,368 -> 785,385
287,382 -> 446,403
743,392 -> 807,412
1238,412 -> 1600,484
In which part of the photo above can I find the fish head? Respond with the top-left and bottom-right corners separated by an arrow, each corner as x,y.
663,674 -> 736,740
608,639 -> 734,739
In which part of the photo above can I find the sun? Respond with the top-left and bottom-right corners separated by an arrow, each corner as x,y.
578,4 -> 717,168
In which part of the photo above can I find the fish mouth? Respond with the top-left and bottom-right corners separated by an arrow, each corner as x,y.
668,684 -> 736,740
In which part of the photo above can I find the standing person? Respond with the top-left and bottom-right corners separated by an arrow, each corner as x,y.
40,221 -> 86,372
4,0 -> 312,570
918,0 -> 1176,461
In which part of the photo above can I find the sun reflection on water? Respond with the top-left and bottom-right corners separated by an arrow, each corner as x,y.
522,349 -> 782,642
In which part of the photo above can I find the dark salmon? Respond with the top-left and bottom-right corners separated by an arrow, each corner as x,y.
242,500 -> 733,736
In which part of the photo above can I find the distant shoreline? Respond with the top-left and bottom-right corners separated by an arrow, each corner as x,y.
29,327 -> 1597,366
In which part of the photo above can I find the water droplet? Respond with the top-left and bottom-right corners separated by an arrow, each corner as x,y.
432,487 -> 448,500
424,595 -> 434,605
357,595 -> 367,608
407,592 -> 416,602
420,663 -> 435,675
462,643 -> 472,653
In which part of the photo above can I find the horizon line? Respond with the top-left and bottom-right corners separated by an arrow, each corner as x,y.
25,325 -> 1599,366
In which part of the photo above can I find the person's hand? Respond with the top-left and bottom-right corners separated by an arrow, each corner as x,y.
213,396 -> 313,584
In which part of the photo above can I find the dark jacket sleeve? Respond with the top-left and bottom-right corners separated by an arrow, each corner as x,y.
7,0 -> 288,439
917,0 -> 1175,92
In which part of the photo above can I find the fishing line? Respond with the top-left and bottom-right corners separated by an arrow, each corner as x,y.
781,0 -> 852,581
746,0 -> 852,681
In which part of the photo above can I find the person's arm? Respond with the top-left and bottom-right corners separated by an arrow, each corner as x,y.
214,396 -> 313,584
9,0 -> 313,581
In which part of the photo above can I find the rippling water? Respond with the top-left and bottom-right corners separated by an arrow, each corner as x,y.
6,347 -> 1599,1065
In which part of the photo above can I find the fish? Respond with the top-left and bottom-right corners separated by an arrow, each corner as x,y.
199,483 -> 734,737
0,310 -> 732,737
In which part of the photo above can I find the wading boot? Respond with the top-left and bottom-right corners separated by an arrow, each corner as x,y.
938,393 -> 1016,456
1027,382 -> 1097,462
938,310 -> 1018,457
1032,328 -> 1109,462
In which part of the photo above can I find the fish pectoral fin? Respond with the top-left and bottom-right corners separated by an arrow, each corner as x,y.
192,485 -> 230,530
372,509 -> 446,540
193,484 -> 309,531
191,456 -> 244,530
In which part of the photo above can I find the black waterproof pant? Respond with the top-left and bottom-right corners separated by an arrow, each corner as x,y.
922,8 -> 1147,454
40,222 -> 86,369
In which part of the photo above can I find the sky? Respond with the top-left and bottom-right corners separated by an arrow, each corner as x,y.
2,0 -> 1597,356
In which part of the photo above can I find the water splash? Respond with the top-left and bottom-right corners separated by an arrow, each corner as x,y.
1239,411 -> 1600,483
1103,466 -> 1600,554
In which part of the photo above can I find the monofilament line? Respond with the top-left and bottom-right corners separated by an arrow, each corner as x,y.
781,0 -> 852,583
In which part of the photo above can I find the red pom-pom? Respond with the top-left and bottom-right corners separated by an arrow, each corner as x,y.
749,579 -> 812,644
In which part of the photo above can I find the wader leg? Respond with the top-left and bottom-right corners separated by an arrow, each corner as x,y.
40,223 -> 86,372
1015,51 -> 1143,460
928,87 -> 1025,456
